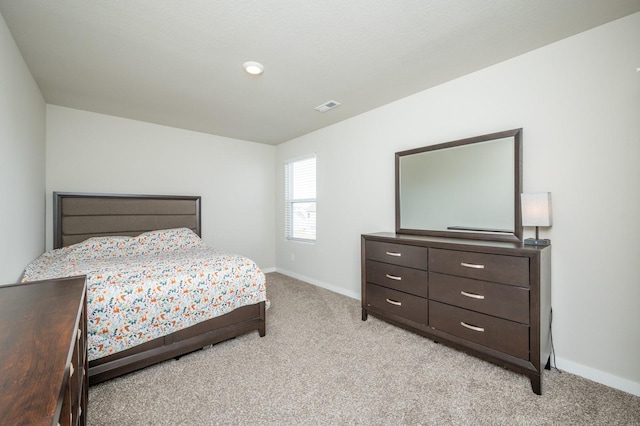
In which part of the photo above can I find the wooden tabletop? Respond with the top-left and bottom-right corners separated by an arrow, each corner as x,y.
0,276 -> 86,425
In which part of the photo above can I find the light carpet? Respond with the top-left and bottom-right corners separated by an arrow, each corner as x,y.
88,272 -> 640,425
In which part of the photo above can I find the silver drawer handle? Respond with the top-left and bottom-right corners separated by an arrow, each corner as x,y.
386,298 -> 402,306
385,274 -> 402,281
385,251 -> 402,257
461,291 -> 485,300
461,262 -> 485,269
460,322 -> 484,332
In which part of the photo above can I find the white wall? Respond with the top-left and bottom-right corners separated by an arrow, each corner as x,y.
276,13 -> 640,395
0,13 -> 46,283
46,106 -> 276,270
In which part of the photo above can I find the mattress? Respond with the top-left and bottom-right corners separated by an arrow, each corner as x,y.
23,228 -> 266,361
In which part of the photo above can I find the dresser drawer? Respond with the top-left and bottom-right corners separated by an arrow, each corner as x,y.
429,301 -> 529,359
366,283 -> 428,325
366,260 -> 428,298
365,240 -> 428,270
429,272 -> 529,324
429,248 -> 529,287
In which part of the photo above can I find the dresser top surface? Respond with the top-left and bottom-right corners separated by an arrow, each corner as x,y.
363,232 -> 550,255
0,276 -> 86,425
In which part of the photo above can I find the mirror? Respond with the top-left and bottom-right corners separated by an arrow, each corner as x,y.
396,128 -> 522,242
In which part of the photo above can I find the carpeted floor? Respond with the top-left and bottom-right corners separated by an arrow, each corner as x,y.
88,272 -> 640,425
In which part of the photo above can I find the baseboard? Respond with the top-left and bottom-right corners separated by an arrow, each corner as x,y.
554,356 -> 640,397
261,266 -> 276,274
274,268 -> 360,300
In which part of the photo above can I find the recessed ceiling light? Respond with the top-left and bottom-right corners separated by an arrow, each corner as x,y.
243,61 -> 264,75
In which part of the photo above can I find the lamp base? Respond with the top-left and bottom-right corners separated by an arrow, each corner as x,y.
524,238 -> 551,246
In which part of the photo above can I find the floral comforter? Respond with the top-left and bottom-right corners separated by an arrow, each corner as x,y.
22,228 -> 266,361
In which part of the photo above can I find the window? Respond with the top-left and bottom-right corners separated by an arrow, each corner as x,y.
285,155 -> 316,242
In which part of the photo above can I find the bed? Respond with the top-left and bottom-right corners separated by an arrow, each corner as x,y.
23,192 -> 266,384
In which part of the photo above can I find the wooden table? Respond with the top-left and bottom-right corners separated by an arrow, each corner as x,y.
0,276 -> 87,425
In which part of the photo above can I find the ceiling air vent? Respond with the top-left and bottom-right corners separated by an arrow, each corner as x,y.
314,100 -> 341,113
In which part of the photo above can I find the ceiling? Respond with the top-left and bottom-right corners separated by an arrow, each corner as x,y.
2,1 -> 639,145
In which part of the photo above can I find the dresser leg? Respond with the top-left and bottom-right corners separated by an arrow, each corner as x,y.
530,373 -> 542,395
362,308 -> 368,321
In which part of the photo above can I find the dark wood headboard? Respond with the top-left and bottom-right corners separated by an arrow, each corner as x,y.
53,192 -> 201,249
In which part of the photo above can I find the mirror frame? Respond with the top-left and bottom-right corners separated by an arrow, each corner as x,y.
395,128 -> 523,242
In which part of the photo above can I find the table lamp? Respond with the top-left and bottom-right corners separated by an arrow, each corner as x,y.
521,192 -> 552,246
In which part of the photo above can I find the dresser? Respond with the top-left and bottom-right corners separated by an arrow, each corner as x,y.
0,276 -> 87,425
361,232 -> 551,394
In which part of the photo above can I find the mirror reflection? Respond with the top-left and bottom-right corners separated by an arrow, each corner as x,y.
396,129 -> 522,241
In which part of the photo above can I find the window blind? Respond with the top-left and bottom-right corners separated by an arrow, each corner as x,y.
285,155 -> 316,242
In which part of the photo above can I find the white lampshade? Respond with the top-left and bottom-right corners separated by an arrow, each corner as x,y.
521,192 -> 552,227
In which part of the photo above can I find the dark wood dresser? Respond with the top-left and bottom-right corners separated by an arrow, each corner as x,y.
361,232 -> 551,394
0,276 -> 87,425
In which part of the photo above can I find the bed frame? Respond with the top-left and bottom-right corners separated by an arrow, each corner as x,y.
53,192 -> 266,384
